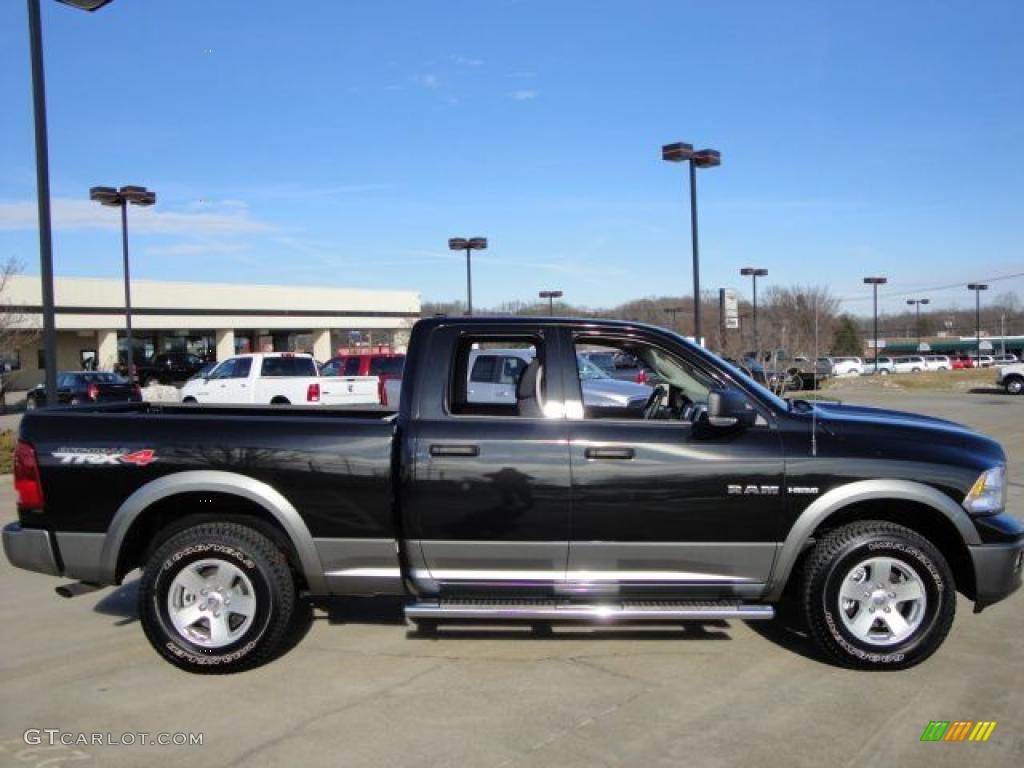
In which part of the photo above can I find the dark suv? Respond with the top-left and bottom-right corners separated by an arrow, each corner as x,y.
136,352 -> 207,385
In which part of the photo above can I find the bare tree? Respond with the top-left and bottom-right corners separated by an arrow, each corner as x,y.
0,257 -> 38,362
758,285 -> 840,357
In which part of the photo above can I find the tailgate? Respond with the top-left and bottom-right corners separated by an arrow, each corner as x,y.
320,376 -> 380,406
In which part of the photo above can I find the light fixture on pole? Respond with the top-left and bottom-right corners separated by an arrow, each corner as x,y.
662,141 -> 721,346
448,237 -> 487,315
740,267 -> 768,360
538,290 -> 563,314
967,283 -> 989,363
90,185 -> 156,380
27,0 -> 115,405
863,276 -> 887,369
662,306 -> 684,332
905,298 -> 930,351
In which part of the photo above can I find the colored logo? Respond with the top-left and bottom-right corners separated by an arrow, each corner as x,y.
52,448 -> 157,467
920,721 -> 996,742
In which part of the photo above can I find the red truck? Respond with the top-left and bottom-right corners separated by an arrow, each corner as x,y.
321,353 -> 405,404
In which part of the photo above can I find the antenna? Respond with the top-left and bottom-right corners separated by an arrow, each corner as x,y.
811,295 -> 819,457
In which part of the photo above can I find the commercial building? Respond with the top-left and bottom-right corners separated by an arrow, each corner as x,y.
1,275 -> 420,388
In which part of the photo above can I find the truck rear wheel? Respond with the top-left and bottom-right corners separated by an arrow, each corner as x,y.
139,522 -> 296,673
801,520 -> 955,670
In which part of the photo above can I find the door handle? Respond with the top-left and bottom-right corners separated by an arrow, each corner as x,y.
585,446 -> 635,460
429,444 -> 480,458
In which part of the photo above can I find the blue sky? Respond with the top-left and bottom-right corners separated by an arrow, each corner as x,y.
1,0 -> 1022,315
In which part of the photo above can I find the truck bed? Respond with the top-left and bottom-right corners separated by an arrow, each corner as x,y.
19,403 -> 399,543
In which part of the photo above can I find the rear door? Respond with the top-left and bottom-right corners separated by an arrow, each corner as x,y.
403,324 -> 572,593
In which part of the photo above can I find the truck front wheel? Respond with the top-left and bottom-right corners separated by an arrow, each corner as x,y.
1006,376 -> 1023,395
139,522 -> 296,673
801,520 -> 955,670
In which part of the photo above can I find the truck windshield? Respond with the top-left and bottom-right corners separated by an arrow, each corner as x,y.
707,352 -> 789,412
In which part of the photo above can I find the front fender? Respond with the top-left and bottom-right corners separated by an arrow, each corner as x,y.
764,479 -> 979,601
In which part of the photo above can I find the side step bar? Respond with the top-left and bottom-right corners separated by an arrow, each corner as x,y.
405,600 -> 774,622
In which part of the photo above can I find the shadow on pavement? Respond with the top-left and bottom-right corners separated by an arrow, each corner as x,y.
745,598 -> 830,666
313,595 -> 409,626
94,580 -> 140,625
968,387 -> 1011,395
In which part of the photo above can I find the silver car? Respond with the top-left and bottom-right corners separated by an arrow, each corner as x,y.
466,349 -> 652,408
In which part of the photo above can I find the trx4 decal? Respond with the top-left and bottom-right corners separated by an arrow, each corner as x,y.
52,448 -> 157,466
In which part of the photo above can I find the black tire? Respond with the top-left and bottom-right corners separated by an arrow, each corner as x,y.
182,396 -> 198,404
139,522 -> 296,674
271,397 -> 290,405
801,520 -> 955,670
1006,376 -> 1023,396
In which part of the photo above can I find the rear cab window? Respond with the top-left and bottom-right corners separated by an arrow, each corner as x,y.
369,356 -> 405,377
258,356 -> 314,377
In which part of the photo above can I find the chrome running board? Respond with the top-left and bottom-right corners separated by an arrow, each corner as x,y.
405,599 -> 774,622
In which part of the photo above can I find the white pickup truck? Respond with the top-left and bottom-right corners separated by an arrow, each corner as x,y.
179,352 -> 379,406
996,362 -> 1024,395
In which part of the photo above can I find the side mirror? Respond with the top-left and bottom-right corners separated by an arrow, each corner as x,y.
707,388 -> 757,428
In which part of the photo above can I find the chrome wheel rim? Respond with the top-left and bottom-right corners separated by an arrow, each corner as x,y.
838,556 -> 927,646
167,558 -> 256,648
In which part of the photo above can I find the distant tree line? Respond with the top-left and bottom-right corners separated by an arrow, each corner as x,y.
423,285 -> 1023,359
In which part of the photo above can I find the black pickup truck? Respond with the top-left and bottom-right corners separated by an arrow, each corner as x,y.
5,317 -> 1022,673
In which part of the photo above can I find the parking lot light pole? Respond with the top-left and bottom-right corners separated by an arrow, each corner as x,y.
967,283 -> 989,363
906,298 -> 930,351
538,290 -> 563,315
863,277 -> 887,369
448,237 -> 487,315
90,186 -> 156,380
27,0 -> 115,406
740,268 -> 768,361
662,142 -> 721,346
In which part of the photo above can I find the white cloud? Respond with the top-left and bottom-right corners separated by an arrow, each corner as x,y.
415,73 -> 440,89
451,55 -> 483,67
0,197 -> 271,235
143,240 -> 251,258
510,89 -> 538,101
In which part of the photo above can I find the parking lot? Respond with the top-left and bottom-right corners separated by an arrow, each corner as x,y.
1,388 -> 1022,768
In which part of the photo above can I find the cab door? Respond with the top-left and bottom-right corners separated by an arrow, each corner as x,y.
219,357 -> 253,403
563,329 -> 787,596
403,324 -> 572,594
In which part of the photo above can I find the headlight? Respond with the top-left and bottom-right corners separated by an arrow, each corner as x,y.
963,465 -> 1007,515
